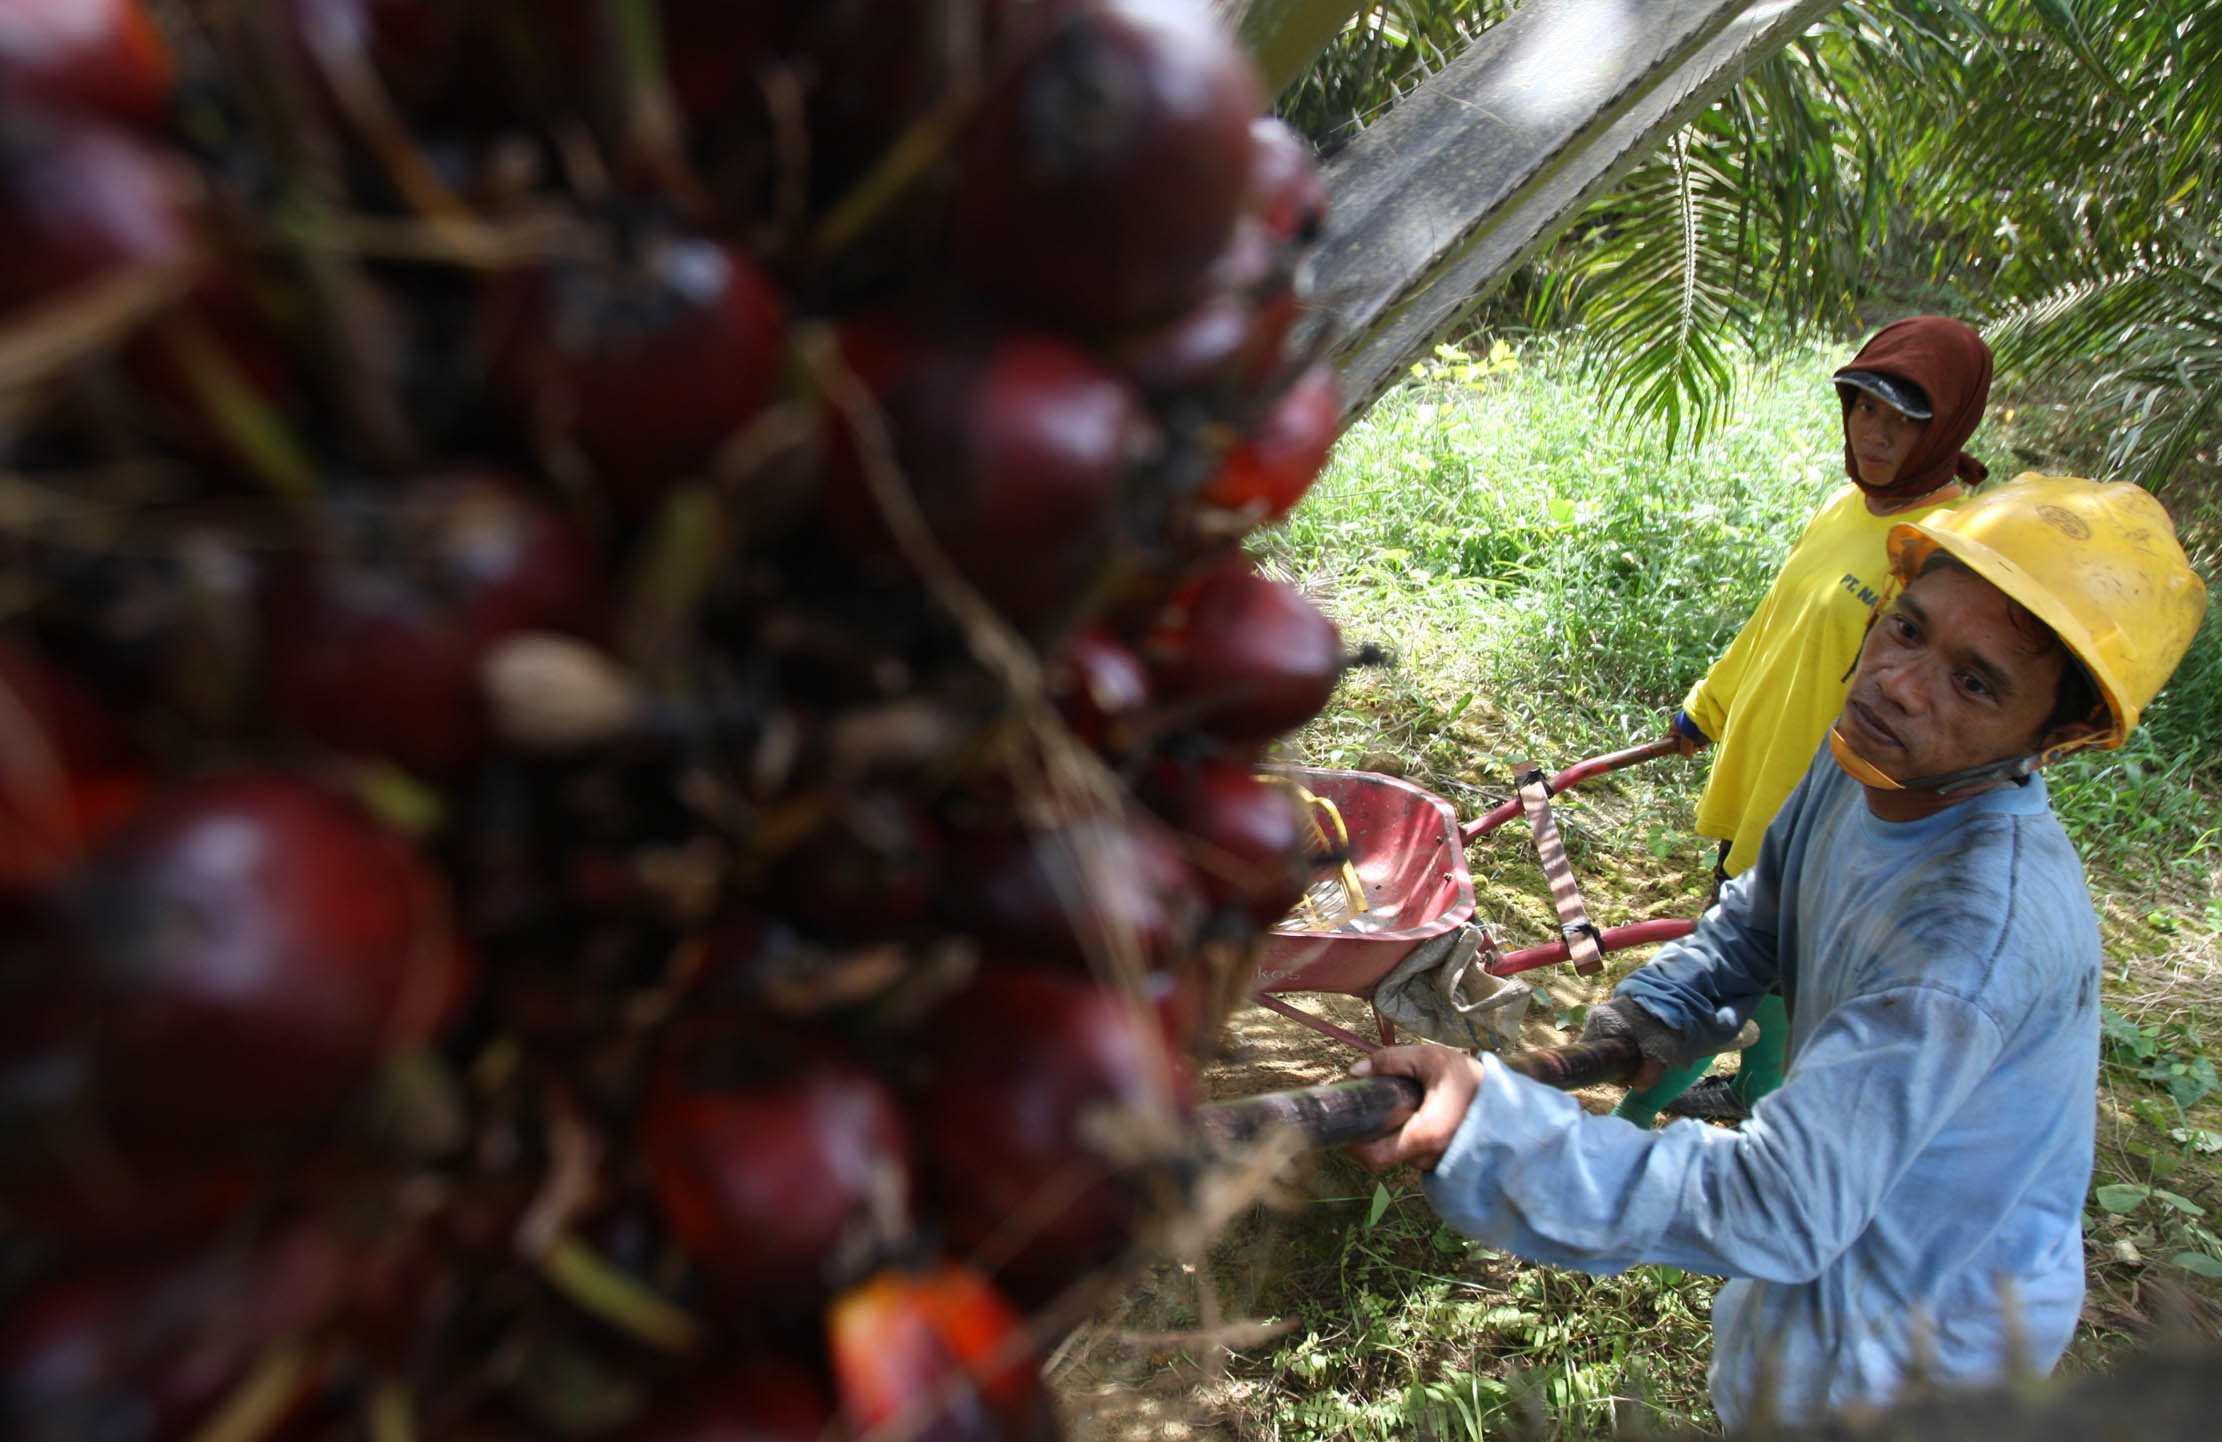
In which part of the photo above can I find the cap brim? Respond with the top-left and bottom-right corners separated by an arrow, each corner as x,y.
1834,369 -> 1933,420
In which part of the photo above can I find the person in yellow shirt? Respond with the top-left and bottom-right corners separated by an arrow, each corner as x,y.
1618,314 -> 1995,1126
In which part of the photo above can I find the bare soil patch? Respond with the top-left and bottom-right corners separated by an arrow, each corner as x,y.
1050,987 -> 1626,1440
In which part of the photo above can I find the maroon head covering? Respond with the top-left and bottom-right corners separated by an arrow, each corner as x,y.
1835,315 -> 1993,504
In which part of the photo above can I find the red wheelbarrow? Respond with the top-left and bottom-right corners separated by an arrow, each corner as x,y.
1252,738 -> 1701,1054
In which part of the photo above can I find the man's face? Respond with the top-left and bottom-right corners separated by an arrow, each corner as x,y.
1846,391 -> 1926,489
1838,564 -> 2070,804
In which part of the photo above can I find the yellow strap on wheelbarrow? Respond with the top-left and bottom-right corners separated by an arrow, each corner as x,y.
1268,778 -> 1369,933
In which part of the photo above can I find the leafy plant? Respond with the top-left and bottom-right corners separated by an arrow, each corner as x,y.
2087,1178 -> 2222,1283
1241,1165 -> 1716,1441
2101,1007 -> 2219,1111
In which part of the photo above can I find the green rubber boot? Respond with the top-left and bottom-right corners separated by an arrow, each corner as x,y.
1729,992 -> 1789,1109
1611,993 -> 1791,1126
1612,1056 -> 1711,1129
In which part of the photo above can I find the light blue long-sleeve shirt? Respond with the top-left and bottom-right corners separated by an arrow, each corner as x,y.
1424,747 -> 2101,1429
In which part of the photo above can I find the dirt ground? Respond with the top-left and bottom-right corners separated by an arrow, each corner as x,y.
1048,984 -> 1619,1440
1046,993 -> 1365,1442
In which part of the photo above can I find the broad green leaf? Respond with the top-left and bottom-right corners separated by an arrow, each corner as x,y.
1366,1180 -> 1393,1229
2151,1188 -> 2208,1218
2093,1183 -> 2152,1214
2164,1060 -> 2216,1110
2167,1251 -> 2222,1280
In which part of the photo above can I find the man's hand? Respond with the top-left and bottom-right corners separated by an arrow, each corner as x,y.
1577,998 -> 1674,1089
1345,1044 -> 1487,1173
1663,712 -> 1710,758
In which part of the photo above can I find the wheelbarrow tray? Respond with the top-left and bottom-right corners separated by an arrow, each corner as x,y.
1257,767 -> 1475,997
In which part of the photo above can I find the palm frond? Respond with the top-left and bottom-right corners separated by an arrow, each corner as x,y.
1555,134 -> 1751,452
1991,227 -> 2222,494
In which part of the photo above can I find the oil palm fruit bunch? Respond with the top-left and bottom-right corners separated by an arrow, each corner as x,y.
0,2 -> 1348,1438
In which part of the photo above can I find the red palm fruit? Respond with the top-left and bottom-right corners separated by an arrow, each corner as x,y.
1117,290 -> 1255,404
0,0 -> 173,128
1049,626 -> 1151,751
920,966 -> 1191,1301
262,470 -> 601,777
0,640 -> 148,889
0,112 -> 195,312
1153,563 -> 1342,740
950,811 -> 1201,973
0,1224 -> 347,1442
55,773 -> 468,1144
627,1358 -> 835,1442
952,0 -> 1264,334
1196,362 -> 1340,521
793,0 -> 1099,202
1245,115 -> 1328,249
640,1043 -> 914,1311
824,321 -> 1156,630
488,236 -> 786,513
1115,218 -> 1298,404
827,1259 -> 1056,1442
1153,759 -> 1309,925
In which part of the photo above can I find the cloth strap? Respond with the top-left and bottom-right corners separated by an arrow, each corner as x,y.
1514,761 -> 1603,973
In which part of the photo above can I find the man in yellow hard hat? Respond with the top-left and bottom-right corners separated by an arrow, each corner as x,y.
1346,474 -> 2209,1429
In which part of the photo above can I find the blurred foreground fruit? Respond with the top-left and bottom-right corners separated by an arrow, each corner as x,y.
642,1041 -> 913,1311
922,967 -> 1190,1304
1155,561 -> 1346,740
828,1260 -> 1057,1442
954,0 -> 1266,334
0,0 -> 173,130
51,773 -> 464,1145
0,1 -> 1347,1436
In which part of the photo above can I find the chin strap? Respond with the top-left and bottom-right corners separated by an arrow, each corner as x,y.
1827,726 -> 2047,797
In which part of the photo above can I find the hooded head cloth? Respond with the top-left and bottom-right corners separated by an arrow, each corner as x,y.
1835,315 -> 1993,505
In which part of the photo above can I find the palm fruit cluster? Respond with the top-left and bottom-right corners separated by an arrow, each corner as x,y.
0,2 -> 1349,1438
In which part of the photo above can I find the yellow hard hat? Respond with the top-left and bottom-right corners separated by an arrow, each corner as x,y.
1886,473 -> 2208,751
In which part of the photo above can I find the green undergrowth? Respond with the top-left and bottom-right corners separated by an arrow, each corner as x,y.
1216,1160 -> 1719,1441
1203,336 -> 2222,1436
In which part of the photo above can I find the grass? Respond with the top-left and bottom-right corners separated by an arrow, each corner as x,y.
1102,335 -> 2222,1439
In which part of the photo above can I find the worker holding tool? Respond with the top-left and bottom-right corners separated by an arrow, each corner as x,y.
1625,314 -> 1994,1127
1349,474 -> 2209,1429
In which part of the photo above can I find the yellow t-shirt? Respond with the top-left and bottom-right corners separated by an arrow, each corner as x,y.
1684,483 -> 1965,876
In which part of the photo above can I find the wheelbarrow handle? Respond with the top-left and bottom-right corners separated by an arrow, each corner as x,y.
1459,736 -> 1685,844
1194,1035 -> 1642,1155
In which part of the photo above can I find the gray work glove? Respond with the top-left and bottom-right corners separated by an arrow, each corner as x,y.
1578,996 -> 1716,1072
